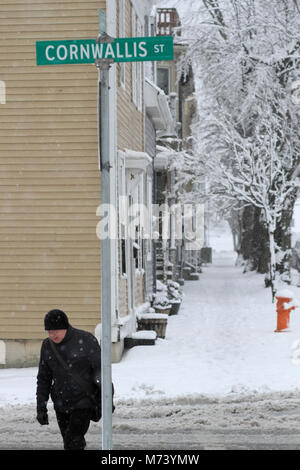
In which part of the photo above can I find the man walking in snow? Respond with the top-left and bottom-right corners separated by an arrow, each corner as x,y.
36,309 -> 102,450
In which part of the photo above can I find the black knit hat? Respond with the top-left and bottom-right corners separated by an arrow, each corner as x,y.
44,309 -> 69,331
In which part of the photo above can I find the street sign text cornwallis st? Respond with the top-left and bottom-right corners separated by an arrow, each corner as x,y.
36,36 -> 174,66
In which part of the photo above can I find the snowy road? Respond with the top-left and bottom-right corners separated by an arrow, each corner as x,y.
2,248 -> 300,449
2,392 -> 300,450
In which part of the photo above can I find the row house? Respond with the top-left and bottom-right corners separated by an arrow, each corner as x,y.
0,0 -> 175,367
153,8 -> 204,286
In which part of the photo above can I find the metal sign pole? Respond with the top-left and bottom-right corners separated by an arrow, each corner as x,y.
96,38 -> 114,449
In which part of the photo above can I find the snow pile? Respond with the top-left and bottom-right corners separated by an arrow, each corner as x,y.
276,288 -> 295,298
131,331 -> 157,340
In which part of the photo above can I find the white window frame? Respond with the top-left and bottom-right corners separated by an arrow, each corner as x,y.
118,0 -> 126,90
131,10 -> 137,106
133,181 -> 143,274
131,8 -> 143,111
146,175 -> 153,261
157,66 -> 170,96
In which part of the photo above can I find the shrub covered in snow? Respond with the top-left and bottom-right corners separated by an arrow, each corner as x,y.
153,292 -> 171,309
153,280 -> 171,309
167,280 -> 183,304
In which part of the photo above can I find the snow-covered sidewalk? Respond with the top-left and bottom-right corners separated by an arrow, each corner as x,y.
113,250 -> 300,399
1,249 -> 300,407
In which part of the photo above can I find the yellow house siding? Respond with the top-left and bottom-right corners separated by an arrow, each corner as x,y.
0,0 -> 105,339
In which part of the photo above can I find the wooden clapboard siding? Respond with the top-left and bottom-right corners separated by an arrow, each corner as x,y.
118,277 -> 128,317
0,0 -> 105,340
117,0 -> 143,154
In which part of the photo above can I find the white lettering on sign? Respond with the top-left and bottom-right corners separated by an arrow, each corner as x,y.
57,45 -> 68,61
116,43 -> 124,59
80,44 -> 90,59
133,42 -> 137,57
154,44 -> 165,53
91,43 -> 104,59
45,45 -> 55,61
36,36 -> 174,65
40,39 -> 170,64
138,42 -> 147,57
104,43 -> 115,59
70,44 -> 79,60
124,42 -> 132,58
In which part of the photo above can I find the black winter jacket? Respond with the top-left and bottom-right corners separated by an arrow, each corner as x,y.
36,325 -> 101,413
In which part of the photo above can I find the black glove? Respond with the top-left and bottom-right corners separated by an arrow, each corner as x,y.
36,410 -> 49,425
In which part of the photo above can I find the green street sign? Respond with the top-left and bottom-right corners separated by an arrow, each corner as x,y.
36,36 -> 173,66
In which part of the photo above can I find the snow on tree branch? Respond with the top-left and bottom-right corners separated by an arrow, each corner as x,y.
175,0 -> 300,298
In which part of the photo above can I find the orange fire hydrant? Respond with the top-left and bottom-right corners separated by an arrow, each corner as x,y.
274,290 -> 296,332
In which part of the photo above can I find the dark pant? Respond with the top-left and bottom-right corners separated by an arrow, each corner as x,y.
56,409 -> 92,450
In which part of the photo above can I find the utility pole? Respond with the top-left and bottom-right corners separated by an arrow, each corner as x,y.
95,32 -> 115,451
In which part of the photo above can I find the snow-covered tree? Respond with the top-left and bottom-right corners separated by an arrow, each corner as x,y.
200,101 -> 299,298
177,0 -> 300,297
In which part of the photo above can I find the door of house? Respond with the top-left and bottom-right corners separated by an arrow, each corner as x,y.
127,194 -> 135,314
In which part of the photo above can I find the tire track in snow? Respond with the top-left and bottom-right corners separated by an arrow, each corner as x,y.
1,391 -> 300,449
